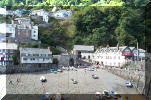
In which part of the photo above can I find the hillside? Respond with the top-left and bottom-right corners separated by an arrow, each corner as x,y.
35,6 -> 146,51
0,0 -> 150,7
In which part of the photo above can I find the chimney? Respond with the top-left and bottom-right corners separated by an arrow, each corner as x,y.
106,45 -> 109,48
48,47 -> 50,50
38,41 -> 41,48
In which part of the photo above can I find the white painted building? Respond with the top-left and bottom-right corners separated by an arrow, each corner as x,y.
20,48 -> 53,64
52,6 -> 57,12
43,12 -> 49,23
0,17 -> 39,42
0,23 -> 16,37
0,8 -> 14,15
92,46 -> 134,67
31,9 -> 50,23
0,8 -> 6,15
31,26 -> 38,40
6,24 -> 16,38
52,10 -> 72,20
73,45 -> 94,59
0,43 -> 18,66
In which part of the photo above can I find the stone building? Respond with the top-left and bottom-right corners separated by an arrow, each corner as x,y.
73,45 -> 94,59
58,54 -> 76,67
92,46 -> 134,67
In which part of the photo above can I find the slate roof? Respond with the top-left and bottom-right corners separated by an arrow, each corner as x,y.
20,48 -> 52,54
73,45 -> 94,51
95,46 -> 128,53
0,43 -> 18,50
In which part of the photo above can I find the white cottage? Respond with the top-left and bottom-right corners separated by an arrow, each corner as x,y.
20,48 -> 52,64
31,9 -> 50,23
0,8 -> 6,15
92,46 -> 134,67
53,10 -> 72,20
73,45 -> 94,59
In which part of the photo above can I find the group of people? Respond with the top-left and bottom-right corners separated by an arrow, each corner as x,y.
9,78 -> 20,85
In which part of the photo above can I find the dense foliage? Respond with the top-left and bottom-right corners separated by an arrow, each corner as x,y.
71,6 -> 145,49
0,0 -> 150,7
31,6 -> 146,50
0,0 -> 148,51
145,2 -> 151,52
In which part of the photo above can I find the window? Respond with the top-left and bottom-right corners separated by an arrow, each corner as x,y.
118,56 -> 120,59
33,35 -> 36,37
33,54 -> 39,56
48,54 -> 51,56
23,58 -> 27,60
22,53 -> 26,56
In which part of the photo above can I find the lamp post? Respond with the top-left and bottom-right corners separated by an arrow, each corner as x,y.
137,42 -> 139,62
2,53 -> 5,66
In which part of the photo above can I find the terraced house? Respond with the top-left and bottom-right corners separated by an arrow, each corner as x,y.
0,43 -> 18,66
0,17 -> 38,43
92,46 -> 135,67
19,48 -> 53,67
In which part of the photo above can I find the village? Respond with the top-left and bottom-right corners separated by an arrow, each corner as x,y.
0,7 -> 149,100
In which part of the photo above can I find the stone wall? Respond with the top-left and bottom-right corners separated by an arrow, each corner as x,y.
58,54 -> 76,67
145,61 -> 151,100
5,64 -> 57,74
106,67 -> 145,94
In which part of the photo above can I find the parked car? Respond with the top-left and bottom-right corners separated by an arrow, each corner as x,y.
62,66 -> 66,70
125,81 -> 133,88
50,69 -> 57,73
73,68 -> 77,71
57,69 -> 63,72
92,74 -> 99,79
72,79 -> 78,84
89,67 -> 96,71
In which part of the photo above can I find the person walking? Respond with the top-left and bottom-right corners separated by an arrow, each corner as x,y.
17,78 -> 19,83
9,80 -> 13,85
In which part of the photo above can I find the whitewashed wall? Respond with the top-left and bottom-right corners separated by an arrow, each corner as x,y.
92,51 -> 126,67
21,57 -> 52,64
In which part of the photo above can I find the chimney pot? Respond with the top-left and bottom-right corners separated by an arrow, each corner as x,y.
48,47 -> 50,50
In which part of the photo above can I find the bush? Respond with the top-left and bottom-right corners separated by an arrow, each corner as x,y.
51,47 -> 61,55
53,57 -> 58,64
12,55 -> 19,65
123,62 -> 131,68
